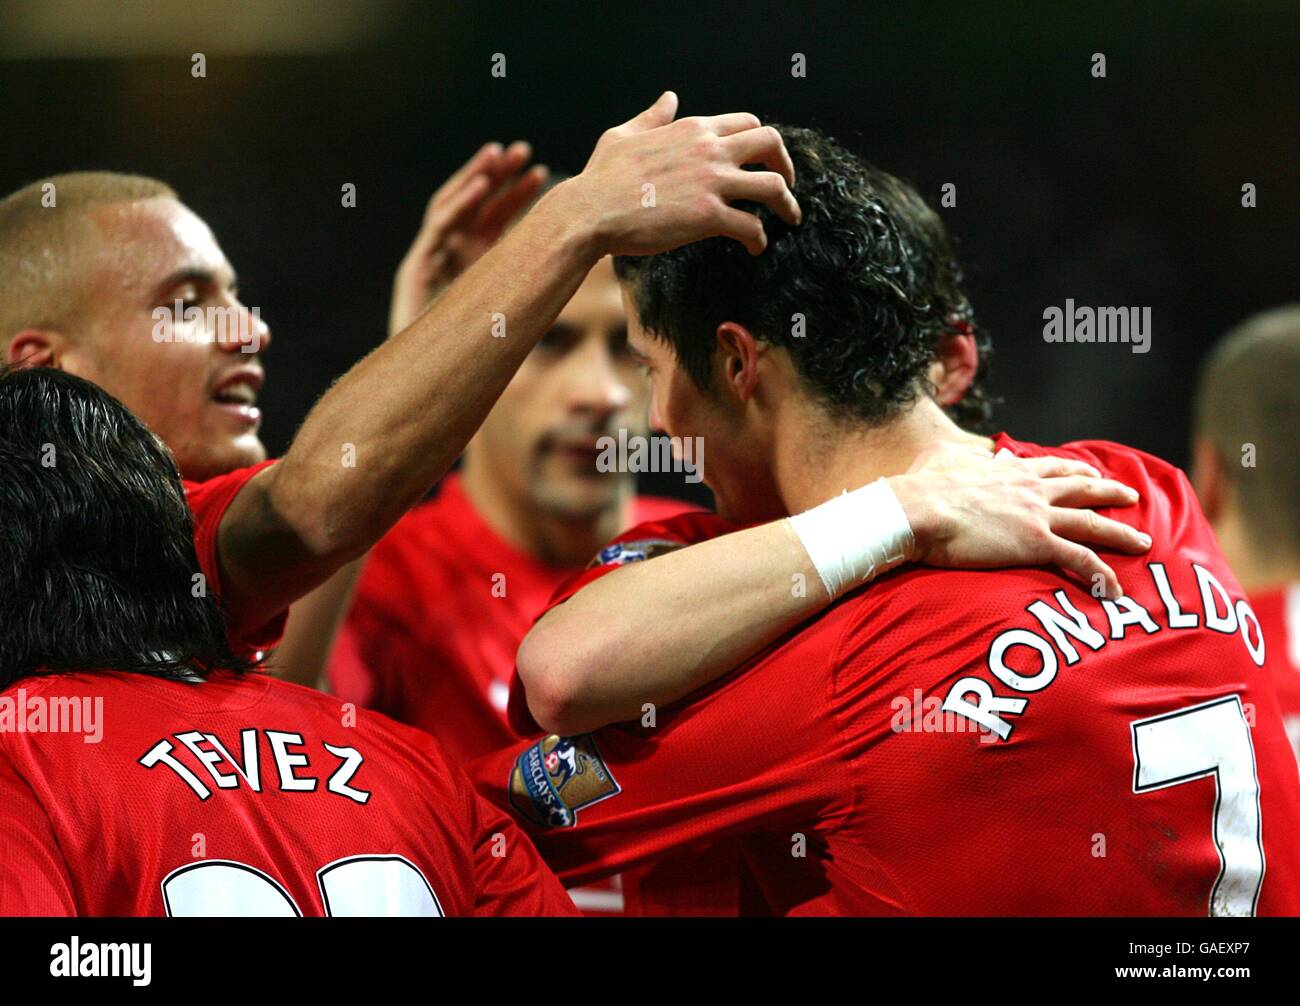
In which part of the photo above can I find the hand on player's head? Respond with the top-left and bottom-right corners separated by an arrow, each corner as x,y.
571,92 -> 801,258
892,442 -> 1151,600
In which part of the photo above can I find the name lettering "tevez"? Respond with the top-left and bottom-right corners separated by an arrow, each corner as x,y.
139,728 -> 369,803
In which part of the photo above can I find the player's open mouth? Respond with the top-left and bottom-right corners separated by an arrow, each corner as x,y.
211,368 -> 264,425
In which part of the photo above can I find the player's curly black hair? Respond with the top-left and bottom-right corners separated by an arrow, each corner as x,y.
0,367 -> 252,689
614,124 -> 995,430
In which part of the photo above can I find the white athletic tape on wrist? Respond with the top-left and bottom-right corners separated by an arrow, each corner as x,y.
786,478 -> 915,600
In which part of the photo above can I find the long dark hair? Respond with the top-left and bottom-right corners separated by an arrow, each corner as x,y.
0,367 -> 252,688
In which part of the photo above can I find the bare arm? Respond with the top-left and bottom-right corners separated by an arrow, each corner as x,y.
519,448 -> 1151,734
214,94 -> 800,637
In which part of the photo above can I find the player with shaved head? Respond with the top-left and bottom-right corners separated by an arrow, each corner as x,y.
2,172 -> 268,482
1193,305 -> 1300,767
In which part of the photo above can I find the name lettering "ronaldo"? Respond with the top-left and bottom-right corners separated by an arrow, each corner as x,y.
943,561 -> 1265,740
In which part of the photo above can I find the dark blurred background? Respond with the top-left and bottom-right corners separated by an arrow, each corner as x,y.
1,0 -> 1295,500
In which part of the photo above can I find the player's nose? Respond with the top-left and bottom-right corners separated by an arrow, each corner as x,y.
567,339 -> 631,420
647,396 -> 665,434
218,299 -> 272,356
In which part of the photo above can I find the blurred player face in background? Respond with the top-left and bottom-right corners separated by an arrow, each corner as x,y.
462,256 -> 647,520
6,195 -> 271,483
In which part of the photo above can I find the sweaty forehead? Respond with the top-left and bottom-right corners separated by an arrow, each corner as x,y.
86,196 -> 231,295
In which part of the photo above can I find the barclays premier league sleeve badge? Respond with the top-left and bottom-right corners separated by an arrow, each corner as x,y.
588,538 -> 685,569
509,734 -> 621,828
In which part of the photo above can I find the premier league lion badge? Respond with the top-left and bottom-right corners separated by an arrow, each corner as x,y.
509,734 -> 621,828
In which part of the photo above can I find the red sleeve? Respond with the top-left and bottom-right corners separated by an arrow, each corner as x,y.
476,638 -> 841,888
461,775 -> 579,916
0,752 -> 77,916
505,511 -> 741,736
183,459 -> 286,656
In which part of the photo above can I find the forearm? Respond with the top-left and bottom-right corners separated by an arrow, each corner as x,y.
219,186 -> 599,616
519,518 -> 830,734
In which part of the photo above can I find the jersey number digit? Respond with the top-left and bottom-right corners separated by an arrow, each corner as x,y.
1131,694 -> 1264,916
162,855 -> 444,917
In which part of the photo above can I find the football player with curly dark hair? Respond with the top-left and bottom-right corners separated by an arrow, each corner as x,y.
476,126 -> 1300,917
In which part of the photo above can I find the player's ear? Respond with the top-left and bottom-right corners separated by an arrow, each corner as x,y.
714,321 -> 762,403
930,328 -> 978,407
6,329 -> 64,369
1190,436 -> 1229,522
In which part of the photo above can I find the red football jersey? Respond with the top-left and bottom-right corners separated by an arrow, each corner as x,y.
0,670 -> 577,916
328,473 -> 696,914
183,460 -> 287,658
476,434 -> 1300,916
1252,583 -> 1300,769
